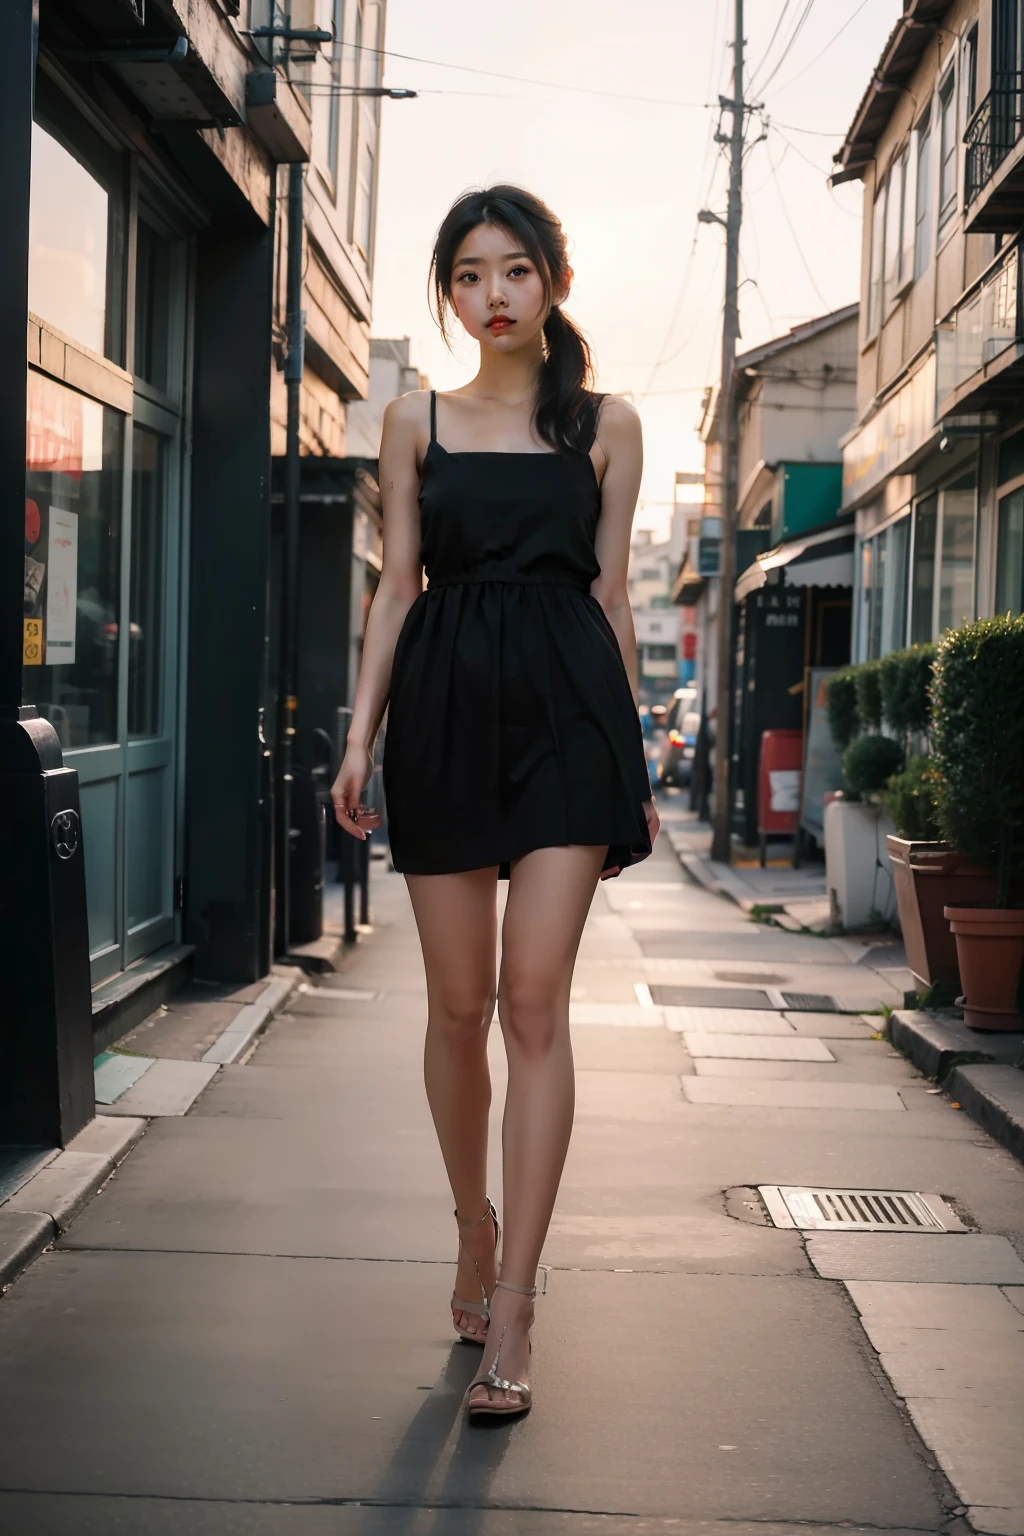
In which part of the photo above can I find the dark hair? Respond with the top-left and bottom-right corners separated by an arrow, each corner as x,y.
430,184 -> 596,453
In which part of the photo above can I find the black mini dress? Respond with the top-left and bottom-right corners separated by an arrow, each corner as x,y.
382,391 -> 653,880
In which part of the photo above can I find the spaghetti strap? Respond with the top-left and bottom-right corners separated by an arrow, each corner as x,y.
429,389 -> 437,443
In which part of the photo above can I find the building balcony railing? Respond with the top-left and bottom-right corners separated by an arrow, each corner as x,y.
935,239 -> 1021,413
964,75 -> 1024,226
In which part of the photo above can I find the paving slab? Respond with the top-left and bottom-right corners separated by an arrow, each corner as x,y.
906,1400 -> 1024,1511
636,931 -> 847,964
1004,1287 -> 1024,1316
682,1033 -> 835,1062
968,1507 -> 1024,1536
680,1078 -> 905,1112
93,1052 -> 155,1104
846,1281 -> 1024,1330
663,1007 -> 793,1034
0,1252 -> 945,1528
782,1012 -> 879,1038
860,1324 -> 1024,1400
807,1234 -> 1024,1284
103,1058 -> 220,1116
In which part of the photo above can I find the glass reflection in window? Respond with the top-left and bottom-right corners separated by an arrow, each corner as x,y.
937,473 -> 976,632
911,495 -> 937,643
996,489 -> 1024,616
29,122 -> 119,359
24,373 -> 124,748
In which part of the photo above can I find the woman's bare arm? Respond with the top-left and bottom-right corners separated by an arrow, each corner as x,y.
590,396 -> 644,708
331,391 -> 427,832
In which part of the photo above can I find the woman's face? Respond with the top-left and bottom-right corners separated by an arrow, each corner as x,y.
449,222 -> 560,353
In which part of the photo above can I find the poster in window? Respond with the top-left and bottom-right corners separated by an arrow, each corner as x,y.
45,507 -> 78,665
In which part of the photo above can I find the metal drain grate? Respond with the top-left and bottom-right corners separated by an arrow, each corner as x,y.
649,985 -> 772,1009
759,1186 -> 964,1232
779,991 -> 838,1011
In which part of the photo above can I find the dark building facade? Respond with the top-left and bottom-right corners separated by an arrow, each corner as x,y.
0,0 -> 378,1148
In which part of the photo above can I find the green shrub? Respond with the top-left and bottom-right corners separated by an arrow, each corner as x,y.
931,614 -> 1024,906
855,659 -> 884,731
826,670 -> 859,750
842,733 -> 905,801
882,755 -> 941,841
878,645 -> 936,741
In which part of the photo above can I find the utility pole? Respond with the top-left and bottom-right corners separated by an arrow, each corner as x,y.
709,0 -> 745,864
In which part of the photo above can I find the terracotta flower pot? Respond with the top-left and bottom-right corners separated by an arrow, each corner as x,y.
944,904 -> 1024,1032
887,839 -> 998,990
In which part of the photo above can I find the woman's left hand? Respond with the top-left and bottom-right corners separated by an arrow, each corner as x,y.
644,797 -> 661,844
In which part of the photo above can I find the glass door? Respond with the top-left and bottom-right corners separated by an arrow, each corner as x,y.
124,412 -> 181,963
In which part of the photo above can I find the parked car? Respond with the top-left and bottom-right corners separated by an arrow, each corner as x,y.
639,704 -> 662,789
656,688 -> 699,787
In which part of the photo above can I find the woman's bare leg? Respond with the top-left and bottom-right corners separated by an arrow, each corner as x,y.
405,866 -> 500,1338
470,843 -> 606,1406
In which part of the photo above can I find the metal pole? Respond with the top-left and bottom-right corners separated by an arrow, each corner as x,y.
277,160 -> 305,954
710,0 -> 745,865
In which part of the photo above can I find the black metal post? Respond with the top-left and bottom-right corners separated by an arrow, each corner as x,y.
0,0 -> 95,1147
276,161 -> 304,956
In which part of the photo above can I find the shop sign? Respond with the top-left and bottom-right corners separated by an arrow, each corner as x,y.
842,351 -> 936,506
23,618 -> 42,666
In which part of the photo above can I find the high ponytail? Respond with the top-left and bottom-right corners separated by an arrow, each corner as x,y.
430,184 -> 596,454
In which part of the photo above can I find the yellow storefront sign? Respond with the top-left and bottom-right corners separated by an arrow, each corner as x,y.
23,618 -> 42,665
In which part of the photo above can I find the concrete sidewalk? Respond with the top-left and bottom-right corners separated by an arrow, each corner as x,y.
1,812 -> 1023,1533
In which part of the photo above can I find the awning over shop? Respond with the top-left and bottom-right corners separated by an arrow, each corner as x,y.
734,522 -> 855,603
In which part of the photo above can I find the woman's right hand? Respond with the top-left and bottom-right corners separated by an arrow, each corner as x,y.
330,746 -> 379,840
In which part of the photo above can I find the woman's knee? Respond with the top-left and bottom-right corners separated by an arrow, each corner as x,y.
429,988 -> 496,1049
498,972 -> 564,1056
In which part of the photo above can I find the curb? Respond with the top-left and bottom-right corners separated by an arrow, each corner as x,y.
947,1064 -> 1024,1165
202,972 -> 297,1065
0,1115 -> 145,1290
890,1008 -> 1024,1166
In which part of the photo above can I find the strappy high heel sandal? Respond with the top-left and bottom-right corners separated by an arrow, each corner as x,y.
465,1279 -> 537,1420
451,1198 -> 500,1344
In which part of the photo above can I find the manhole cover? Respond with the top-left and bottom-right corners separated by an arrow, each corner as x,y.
779,991 -> 838,1011
649,985 -> 772,1009
759,1186 -> 964,1232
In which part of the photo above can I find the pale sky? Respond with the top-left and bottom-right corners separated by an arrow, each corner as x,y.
371,0 -> 902,535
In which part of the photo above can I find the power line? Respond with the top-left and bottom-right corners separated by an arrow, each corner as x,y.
765,140 -> 830,310
350,41 -> 708,107
747,0 -> 795,96
771,0 -> 873,95
753,0 -> 818,96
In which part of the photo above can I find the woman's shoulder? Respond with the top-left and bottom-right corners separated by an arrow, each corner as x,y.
590,392 -> 641,447
384,388 -> 432,430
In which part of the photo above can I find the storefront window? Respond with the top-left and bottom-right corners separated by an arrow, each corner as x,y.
28,120 -> 124,362
910,495 -> 937,643
996,489 -> 1024,615
861,517 -> 910,660
24,373 -> 124,748
937,472 -> 976,632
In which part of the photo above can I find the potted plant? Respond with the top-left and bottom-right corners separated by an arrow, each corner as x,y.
878,645 -> 993,991
823,667 -> 907,931
932,615 -> 1024,1031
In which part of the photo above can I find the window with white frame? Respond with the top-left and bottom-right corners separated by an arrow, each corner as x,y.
938,68 -> 958,229
913,112 -> 933,279
859,516 -> 910,660
867,184 -> 886,338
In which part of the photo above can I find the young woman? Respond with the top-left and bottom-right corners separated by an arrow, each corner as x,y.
330,185 -> 660,1421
